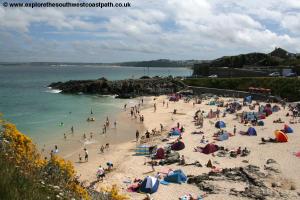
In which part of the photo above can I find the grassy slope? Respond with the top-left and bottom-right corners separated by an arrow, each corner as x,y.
183,77 -> 300,101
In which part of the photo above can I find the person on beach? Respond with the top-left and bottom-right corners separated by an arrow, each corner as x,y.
177,122 -> 180,128
163,100 -> 165,107
114,120 -> 117,128
90,132 -> 93,139
179,155 -> 186,165
50,150 -> 54,158
54,145 -> 59,153
84,148 -> 88,162
83,133 -> 86,140
64,133 -> 66,140
141,98 -> 144,105
105,143 -> 110,150
78,154 -> 82,163
160,123 -> 163,132
100,145 -> 105,153
90,108 -> 93,115
107,162 -> 113,171
233,125 -> 237,135
167,102 -> 168,108
136,130 -> 140,141
97,165 -> 105,181
71,126 -> 74,134
154,103 -> 156,112
124,104 -> 127,111
145,130 -> 150,139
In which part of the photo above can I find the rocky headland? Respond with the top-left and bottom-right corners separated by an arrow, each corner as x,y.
49,77 -> 186,98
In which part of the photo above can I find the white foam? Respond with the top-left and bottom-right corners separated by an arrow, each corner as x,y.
45,87 -> 62,94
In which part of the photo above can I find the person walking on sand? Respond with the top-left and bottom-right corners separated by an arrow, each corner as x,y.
136,130 -> 140,141
84,148 -> 88,162
124,104 -> 127,111
90,132 -> 93,139
83,133 -> 86,140
233,125 -> 237,136
154,103 -> 156,112
78,154 -> 82,163
114,120 -> 117,128
71,126 -> 74,134
160,123 -> 163,132
64,133 -> 67,140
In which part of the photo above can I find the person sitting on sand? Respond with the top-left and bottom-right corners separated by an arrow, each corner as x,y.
179,155 -> 186,165
241,147 -> 250,157
100,145 -> 104,153
237,147 -> 241,155
97,165 -> 105,181
106,162 -> 113,171
145,130 -> 150,139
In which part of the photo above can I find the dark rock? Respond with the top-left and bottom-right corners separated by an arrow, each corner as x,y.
49,77 -> 186,98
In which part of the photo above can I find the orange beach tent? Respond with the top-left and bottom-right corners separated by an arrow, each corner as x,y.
274,130 -> 288,143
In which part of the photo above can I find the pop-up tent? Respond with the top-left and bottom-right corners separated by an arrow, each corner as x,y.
171,141 -> 185,151
215,121 -> 226,129
202,143 -> 219,154
140,176 -> 159,194
284,124 -> 293,133
218,131 -> 229,141
155,148 -> 165,159
275,130 -> 288,143
247,127 -> 257,136
164,169 -> 187,184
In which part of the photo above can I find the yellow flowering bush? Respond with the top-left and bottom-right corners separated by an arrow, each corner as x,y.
102,184 -> 129,200
0,120 -> 90,200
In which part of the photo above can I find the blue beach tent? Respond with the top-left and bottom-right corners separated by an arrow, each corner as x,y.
247,127 -> 257,136
215,121 -> 226,129
218,132 -> 229,141
284,125 -> 293,133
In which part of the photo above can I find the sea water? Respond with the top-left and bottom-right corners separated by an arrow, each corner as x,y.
0,64 -> 192,146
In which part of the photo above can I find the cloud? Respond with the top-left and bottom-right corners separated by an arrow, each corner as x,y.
0,0 -> 300,62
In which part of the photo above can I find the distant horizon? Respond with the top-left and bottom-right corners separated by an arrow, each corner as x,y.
0,46 -> 298,64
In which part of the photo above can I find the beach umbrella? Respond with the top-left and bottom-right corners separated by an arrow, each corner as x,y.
215,121 -> 226,129
275,130 -> 288,143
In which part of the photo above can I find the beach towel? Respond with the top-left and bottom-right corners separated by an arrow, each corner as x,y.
160,180 -> 169,185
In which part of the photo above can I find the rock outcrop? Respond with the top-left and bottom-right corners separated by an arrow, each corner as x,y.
49,77 -> 186,98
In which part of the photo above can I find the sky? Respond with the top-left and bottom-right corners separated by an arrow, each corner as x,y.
0,0 -> 300,63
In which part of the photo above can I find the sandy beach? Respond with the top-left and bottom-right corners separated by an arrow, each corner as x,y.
65,95 -> 300,200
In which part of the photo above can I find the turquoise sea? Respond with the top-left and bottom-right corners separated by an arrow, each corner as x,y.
0,64 -> 192,145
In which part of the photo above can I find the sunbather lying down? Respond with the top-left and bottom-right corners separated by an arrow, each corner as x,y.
184,161 -> 202,167
191,131 -> 204,134
261,137 -> 277,143
273,118 -> 284,123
